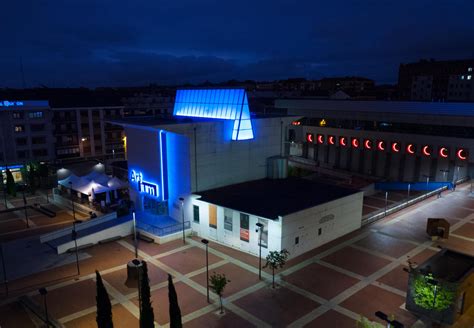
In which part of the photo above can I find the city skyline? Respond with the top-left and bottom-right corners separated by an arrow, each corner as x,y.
1,0 -> 473,88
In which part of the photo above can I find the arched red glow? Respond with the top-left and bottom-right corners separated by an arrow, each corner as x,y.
317,134 -> 324,144
407,144 -> 415,154
306,133 -> 314,143
391,142 -> 400,153
439,147 -> 448,158
328,136 -> 335,145
364,139 -> 372,150
340,137 -> 347,147
457,149 -> 467,160
352,138 -> 359,148
377,141 -> 386,151
422,146 -> 431,156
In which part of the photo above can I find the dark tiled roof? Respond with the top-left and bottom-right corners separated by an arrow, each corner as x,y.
196,178 -> 359,220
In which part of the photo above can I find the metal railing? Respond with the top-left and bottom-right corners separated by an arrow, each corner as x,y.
137,220 -> 190,237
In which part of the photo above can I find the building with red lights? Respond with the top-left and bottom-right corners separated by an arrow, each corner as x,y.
276,99 -> 474,182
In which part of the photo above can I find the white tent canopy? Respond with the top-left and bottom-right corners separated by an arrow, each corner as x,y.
75,180 -> 111,196
107,177 -> 127,189
82,171 -> 110,185
58,174 -> 87,189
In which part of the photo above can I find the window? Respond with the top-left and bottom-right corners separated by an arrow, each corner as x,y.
193,205 -> 200,223
224,208 -> 233,231
32,149 -> 48,157
468,75 -> 472,80
12,112 -> 23,119
209,204 -> 217,228
295,237 -> 299,245
17,150 -> 28,159
32,137 -> 46,145
318,228 -> 322,235
28,111 -> 43,119
14,125 -> 24,133
469,67 -> 473,72
30,124 -> 45,132
16,138 -> 27,146
240,213 -> 249,242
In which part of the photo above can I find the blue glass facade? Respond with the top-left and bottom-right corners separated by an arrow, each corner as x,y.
173,89 -> 254,140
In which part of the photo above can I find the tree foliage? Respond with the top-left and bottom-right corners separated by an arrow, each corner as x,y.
140,261 -> 155,328
356,316 -> 384,328
5,169 -> 16,197
96,270 -> 113,328
168,274 -> 182,328
209,272 -> 230,314
263,249 -> 290,288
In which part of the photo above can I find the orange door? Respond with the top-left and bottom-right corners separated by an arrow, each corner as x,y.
209,204 -> 217,228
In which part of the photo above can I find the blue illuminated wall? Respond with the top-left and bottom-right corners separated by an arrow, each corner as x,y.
173,89 -> 254,140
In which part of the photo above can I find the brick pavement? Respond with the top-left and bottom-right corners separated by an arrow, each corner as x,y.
1,183 -> 474,327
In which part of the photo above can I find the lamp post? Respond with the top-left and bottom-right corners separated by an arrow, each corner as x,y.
72,221 -> 80,275
1,166 -> 6,208
179,197 -> 185,244
68,181 -> 76,222
201,238 -> 210,303
407,183 -> 411,200
256,222 -> 263,280
39,287 -> 50,327
132,210 -> 138,259
384,191 -> 388,216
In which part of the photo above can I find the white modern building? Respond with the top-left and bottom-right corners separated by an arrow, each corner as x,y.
113,88 -> 364,258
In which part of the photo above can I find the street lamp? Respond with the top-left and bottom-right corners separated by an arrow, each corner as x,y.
201,238 -> 210,303
72,221 -> 80,275
39,287 -> 50,327
179,197 -> 185,244
256,222 -> 264,280
22,184 -> 29,228
68,181 -> 77,222
0,243 -> 8,297
375,311 -> 404,328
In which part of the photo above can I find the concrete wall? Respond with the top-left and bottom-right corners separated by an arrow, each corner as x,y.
191,197 -> 282,257
281,192 -> 363,259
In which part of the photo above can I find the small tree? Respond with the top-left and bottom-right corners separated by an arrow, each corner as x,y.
139,261 -> 155,328
5,169 -> 16,197
168,274 -> 182,328
263,249 -> 290,288
356,316 -> 384,328
209,272 -> 230,314
96,270 -> 113,328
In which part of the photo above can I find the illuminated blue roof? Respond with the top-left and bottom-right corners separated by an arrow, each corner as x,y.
173,89 -> 254,140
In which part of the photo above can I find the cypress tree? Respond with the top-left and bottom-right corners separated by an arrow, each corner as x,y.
140,261 -> 155,328
96,270 -> 113,328
5,169 -> 16,197
168,274 -> 182,328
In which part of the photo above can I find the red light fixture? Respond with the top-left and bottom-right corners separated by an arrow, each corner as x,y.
456,148 -> 467,160
351,138 -> 359,148
291,121 -> 301,126
364,139 -> 372,150
391,142 -> 400,153
406,144 -> 416,155
306,133 -> 314,143
439,147 -> 449,158
317,134 -> 324,144
377,140 -> 386,151
328,136 -> 335,145
339,137 -> 347,147
422,145 -> 432,156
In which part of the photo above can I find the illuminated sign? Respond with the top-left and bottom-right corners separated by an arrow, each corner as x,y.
317,134 -> 324,144
407,144 -> 416,155
328,136 -> 335,145
306,133 -> 314,143
130,170 -> 160,198
439,147 -> 449,158
0,101 -> 24,107
364,139 -> 372,150
422,145 -> 432,156
391,142 -> 400,153
457,149 -> 468,160
319,119 -> 327,127
352,138 -> 359,148
339,136 -> 347,147
377,141 -> 386,151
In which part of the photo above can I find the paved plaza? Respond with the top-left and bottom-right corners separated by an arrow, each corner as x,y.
1,184 -> 474,327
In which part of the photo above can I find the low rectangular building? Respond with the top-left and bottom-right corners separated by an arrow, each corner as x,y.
192,177 -> 363,259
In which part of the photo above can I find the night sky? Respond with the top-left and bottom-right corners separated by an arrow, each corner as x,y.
1,0 -> 473,88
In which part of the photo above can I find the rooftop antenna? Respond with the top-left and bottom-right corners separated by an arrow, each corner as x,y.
19,56 -> 26,89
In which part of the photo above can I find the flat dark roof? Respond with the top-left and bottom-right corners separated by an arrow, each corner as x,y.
195,178 -> 360,220
418,249 -> 474,282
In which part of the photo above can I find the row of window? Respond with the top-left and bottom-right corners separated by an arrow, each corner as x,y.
193,205 -> 268,247
14,124 -> 46,133
17,149 -> 48,158
12,111 -> 44,119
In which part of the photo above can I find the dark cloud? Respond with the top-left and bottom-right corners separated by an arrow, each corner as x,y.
1,0 -> 473,87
